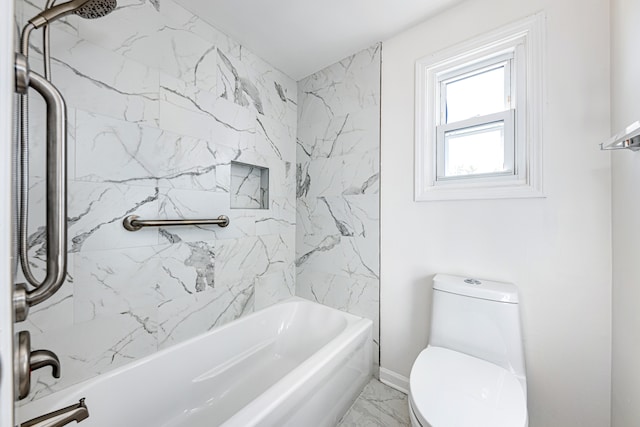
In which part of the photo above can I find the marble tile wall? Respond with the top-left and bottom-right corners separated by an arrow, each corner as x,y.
15,0 -> 297,402
295,45 -> 381,369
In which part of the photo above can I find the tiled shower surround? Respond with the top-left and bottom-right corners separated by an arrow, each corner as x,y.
295,45 -> 381,367
14,0 -> 380,404
16,0 -> 297,401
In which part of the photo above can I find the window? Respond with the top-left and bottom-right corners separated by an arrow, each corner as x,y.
415,14 -> 544,201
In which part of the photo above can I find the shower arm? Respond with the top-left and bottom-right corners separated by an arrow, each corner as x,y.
14,53 -> 68,322
43,0 -> 57,80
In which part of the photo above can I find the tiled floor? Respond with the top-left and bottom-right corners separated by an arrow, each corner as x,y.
338,378 -> 411,427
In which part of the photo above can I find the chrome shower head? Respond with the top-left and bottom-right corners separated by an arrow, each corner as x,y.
73,0 -> 117,19
27,0 -> 117,29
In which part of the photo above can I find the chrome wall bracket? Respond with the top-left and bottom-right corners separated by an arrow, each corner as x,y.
15,53 -> 29,94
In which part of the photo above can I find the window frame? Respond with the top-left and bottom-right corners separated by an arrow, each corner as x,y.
415,13 -> 545,201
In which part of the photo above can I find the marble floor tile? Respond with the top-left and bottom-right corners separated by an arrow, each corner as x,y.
338,378 -> 410,427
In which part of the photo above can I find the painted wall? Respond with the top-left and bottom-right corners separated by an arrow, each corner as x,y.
295,45 -> 381,367
611,0 -> 640,425
380,0 -> 612,426
14,0 -> 297,404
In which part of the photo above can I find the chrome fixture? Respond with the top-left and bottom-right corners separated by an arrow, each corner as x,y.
13,0 -> 119,403
123,215 -> 231,231
15,0 -> 118,321
14,53 -> 67,322
21,398 -> 89,427
600,121 -> 640,151
15,331 -> 60,400
25,0 -> 117,30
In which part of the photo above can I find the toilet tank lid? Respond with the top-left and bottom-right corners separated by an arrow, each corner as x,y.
433,274 -> 519,303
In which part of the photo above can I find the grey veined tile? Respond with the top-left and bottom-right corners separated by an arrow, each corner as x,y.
338,379 -> 410,427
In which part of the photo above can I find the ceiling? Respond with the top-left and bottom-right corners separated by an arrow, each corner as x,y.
175,0 -> 463,80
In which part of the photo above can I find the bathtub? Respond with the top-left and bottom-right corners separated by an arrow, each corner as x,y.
17,298 -> 373,427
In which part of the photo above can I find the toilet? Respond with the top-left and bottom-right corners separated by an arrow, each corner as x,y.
408,274 -> 528,427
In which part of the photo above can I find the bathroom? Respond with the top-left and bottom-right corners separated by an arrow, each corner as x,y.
0,0 -> 637,425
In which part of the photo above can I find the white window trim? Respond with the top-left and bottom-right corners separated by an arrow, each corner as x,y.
415,13 -> 545,201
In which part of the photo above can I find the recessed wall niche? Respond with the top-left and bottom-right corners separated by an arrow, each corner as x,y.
230,161 -> 269,209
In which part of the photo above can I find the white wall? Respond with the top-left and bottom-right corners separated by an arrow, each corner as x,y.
380,0 -> 612,425
610,0 -> 640,425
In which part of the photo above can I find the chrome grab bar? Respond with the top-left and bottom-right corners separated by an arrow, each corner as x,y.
14,53 -> 68,322
123,215 -> 230,231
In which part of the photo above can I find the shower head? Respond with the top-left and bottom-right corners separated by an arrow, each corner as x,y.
72,0 -> 117,19
27,0 -> 117,29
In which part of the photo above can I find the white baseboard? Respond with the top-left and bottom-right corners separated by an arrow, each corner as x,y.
379,367 -> 410,394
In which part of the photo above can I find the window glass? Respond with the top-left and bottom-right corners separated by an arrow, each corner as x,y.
445,65 -> 507,124
443,121 -> 507,177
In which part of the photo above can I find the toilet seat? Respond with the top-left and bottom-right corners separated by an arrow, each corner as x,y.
409,346 -> 527,427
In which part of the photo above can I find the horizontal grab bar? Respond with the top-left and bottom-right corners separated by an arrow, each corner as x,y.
123,215 -> 230,231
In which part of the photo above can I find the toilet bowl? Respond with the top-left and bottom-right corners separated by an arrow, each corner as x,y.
408,274 -> 528,427
409,346 -> 527,427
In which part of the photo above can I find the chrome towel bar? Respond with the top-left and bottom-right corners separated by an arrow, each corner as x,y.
123,215 -> 230,231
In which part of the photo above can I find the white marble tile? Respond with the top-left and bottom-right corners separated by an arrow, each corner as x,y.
297,107 -> 380,160
215,233 -> 292,285
155,240 -> 217,299
14,264 -> 74,335
159,72 -> 217,118
297,153 -> 378,200
255,113 -> 296,162
76,112 -> 217,190
255,197 -> 296,236
298,44 -> 381,124
295,43 -> 380,376
338,378 -> 410,427
75,110 -> 163,186
210,97 -> 257,151
341,150 -> 380,195
230,162 -> 266,209
157,281 -> 254,350
25,309 -> 157,404
298,157 -> 344,199
77,0 -> 164,69
41,28 -> 160,126
343,195 -> 380,239
67,181 -> 160,252
254,265 -> 295,310
217,48 -> 264,116
159,98 -> 215,141
296,196 -> 357,238
75,110 -> 218,190
296,269 -> 378,332
158,188 -> 256,242
74,245 -> 166,322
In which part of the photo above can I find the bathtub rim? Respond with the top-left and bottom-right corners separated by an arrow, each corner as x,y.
17,297 -> 373,423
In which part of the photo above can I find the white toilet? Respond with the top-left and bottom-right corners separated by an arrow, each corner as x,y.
408,274 -> 528,427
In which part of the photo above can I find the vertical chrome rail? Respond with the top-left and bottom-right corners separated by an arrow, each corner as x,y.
14,54 -> 67,321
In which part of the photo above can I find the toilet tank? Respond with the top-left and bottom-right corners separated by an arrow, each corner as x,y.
429,274 -> 526,378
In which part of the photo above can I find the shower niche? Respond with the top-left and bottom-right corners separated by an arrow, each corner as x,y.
230,161 -> 269,209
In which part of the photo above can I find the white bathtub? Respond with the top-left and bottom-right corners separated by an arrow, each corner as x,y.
17,298 -> 373,427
